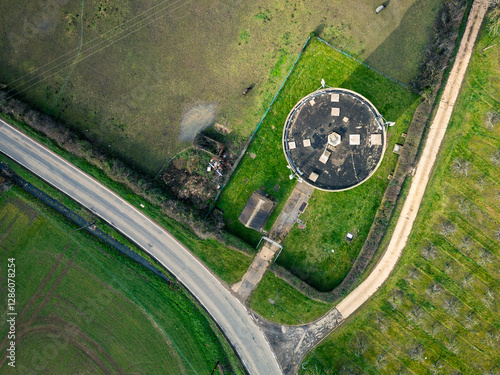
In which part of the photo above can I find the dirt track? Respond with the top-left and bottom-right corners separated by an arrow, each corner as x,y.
336,0 -> 491,318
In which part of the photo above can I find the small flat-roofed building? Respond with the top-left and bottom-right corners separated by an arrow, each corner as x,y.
319,150 -> 331,164
370,134 -> 382,146
238,192 -> 275,231
303,138 -> 311,147
309,172 -> 319,182
349,134 -> 361,145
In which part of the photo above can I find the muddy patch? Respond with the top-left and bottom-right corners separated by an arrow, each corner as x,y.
178,103 -> 217,142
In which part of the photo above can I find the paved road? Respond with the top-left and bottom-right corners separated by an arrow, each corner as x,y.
336,0 -> 490,318
0,120 -> 282,375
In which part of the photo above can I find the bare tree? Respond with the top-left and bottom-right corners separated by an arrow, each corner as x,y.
464,312 -> 478,330
459,236 -> 473,254
427,281 -> 444,296
490,150 -> 500,167
408,342 -> 425,361
444,261 -> 455,275
462,273 -> 474,288
484,329 -> 499,347
375,312 -> 388,333
351,333 -> 368,357
407,305 -> 424,324
451,159 -> 471,177
445,336 -> 461,354
422,244 -> 438,260
429,358 -> 445,374
430,321 -> 441,337
440,221 -> 457,236
476,176 -> 487,191
482,289 -> 495,308
374,352 -> 387,370
389,289 -> 405,309
484,111 -> 499,131
406,268 -> 420,285
443,297 -> 460,316
457,196 -> 472,215
478,249 -> 493,266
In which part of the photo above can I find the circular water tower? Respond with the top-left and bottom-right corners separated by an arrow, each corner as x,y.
283,88 -> 386,191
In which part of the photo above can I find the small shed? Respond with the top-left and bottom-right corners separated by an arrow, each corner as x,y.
238,192 -> 275,231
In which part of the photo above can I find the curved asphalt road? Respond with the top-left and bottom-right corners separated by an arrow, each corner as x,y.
0,120 -> 282,375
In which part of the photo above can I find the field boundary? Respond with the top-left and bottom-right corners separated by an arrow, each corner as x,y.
316,37 -> 409,89
210,36 -> 311,210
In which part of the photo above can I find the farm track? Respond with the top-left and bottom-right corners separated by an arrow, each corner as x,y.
336,0 -> 490,318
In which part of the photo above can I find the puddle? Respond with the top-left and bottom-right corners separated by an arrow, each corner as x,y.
178,103 -> 217,142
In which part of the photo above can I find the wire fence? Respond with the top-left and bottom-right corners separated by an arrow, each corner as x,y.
316,36 -> 409,90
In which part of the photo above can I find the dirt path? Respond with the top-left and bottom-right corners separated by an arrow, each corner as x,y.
255,1 -> 491,373
336,0 -> 490,318
232,182 -> 315,300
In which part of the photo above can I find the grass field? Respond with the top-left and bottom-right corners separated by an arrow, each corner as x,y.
300,25 -> 500,375
217,37 -> 420,291
0,186 -> 244,374
249,272 -> 331,325
0,0 -> 441,174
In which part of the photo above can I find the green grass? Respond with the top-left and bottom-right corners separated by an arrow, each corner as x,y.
249,272 -> 331,325
218,37 -> 419,291
0,186 -> 244,374
300,25 -> 500,375
0,121 -> 252,285
0,0 -> 442,174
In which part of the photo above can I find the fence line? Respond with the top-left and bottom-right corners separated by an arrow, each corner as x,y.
209,36 -> 312,210
316,36 -> 409,89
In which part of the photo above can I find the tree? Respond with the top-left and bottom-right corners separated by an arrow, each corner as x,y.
451,159 -> 471,177
485,111 -> 499,131
443,297 -> 460,316
464,312 -> 478,330
389,289 -> 405,309
427,281 -> 444,296
488,1 -> 500,37
375,352 -> 387,370
408,342 -> 425,361
444,262 -> 455,275
478,249 -> 493,266
422,244 -> 438,260
439,220 -> 457,236
351,333 -> 368,357
406,268 -> 420,285
459,236 -> 473,254
407,305 -> 424,324
490,150 -> 500,167
445,336 -> 461,354
462,274 -> 474,288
